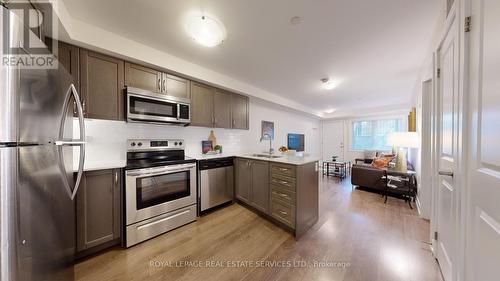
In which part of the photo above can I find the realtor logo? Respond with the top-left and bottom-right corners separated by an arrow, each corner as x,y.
1,0 -> 58,69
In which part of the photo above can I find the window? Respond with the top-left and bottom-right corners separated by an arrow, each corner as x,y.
351,118 -> 404,151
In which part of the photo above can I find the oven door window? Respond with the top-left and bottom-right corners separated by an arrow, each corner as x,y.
136,171 -> 190,210
129,96 -> 177,118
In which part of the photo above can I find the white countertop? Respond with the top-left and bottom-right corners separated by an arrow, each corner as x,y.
189,153 -> 237,160
191,153 -> 320,165
75,153 -> 319,172
235,154 -> 321,166
74,159 -> 126,172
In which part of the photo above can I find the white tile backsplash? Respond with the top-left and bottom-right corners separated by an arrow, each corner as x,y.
74,98 -> 321,170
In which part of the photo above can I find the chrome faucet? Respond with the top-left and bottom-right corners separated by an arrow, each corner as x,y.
260,133 -> 274,155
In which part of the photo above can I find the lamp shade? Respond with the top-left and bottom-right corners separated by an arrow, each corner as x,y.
387,132 -> 420,148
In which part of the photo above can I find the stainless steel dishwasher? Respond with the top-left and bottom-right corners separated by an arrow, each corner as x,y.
198,157 -> 234,213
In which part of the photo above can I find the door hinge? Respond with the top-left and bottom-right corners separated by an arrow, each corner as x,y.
437,68 -> 441,78
434,231 -> 438,240
465,16 -> 471,32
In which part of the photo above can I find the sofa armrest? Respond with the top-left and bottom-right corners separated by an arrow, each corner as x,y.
351,164 -> 386,189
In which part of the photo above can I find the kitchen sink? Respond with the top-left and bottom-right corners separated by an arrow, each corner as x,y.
250,154 -> 283,159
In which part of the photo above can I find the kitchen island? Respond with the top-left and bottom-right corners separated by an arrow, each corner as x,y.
234,155 -> 320,239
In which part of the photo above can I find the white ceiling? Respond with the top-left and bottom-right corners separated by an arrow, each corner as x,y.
62,0 -> 442,115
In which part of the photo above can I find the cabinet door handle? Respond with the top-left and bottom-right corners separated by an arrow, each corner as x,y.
233,119 -> 236,126
438,170 -> 454,177
272,179 -> 289,186
279,210 -> 288,215
275,191 -> 289,199
82,100 -> 86,117
158,78 -> 162,91
163,79 -> 166,92
115,171 -> 118,184
73,100 -> 77,115
279,168 -> 288,172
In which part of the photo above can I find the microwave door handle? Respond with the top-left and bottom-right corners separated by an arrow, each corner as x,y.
177,104 -> 180,120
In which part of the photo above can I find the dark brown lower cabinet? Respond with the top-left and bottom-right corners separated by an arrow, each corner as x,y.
235,158 -> 252,204
76,169 -> 121,256
250,160 -> 270,213
235,158 -> 269,214
235,158 -> 319,239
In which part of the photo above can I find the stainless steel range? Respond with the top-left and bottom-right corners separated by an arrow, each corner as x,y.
124,139 -> 197,247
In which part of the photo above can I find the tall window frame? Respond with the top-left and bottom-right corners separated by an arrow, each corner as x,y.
349,116 -> 406,151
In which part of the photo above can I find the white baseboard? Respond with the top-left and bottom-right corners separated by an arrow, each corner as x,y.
416,196 -> 423,216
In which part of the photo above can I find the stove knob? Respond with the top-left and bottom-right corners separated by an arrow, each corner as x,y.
131,142 -> 136,147
174,142 -> 178,146
138,142 -> 143,147
179,142 -> 183,146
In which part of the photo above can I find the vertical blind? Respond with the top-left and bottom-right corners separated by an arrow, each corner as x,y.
351,118 -> 404,150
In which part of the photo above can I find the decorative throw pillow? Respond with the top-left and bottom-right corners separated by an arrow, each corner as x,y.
364,150 -> 377,160
371,155 -> 394,168
379,153 -> 395,158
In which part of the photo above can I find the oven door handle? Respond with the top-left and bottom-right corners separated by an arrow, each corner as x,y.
127,166 -> 195,178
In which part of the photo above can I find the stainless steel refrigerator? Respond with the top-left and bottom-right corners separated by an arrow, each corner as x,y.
0,6 -> 85,281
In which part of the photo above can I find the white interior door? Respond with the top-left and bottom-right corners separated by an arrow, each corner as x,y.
322,121 -> 344,161
435,11 -> 460,281
466,0 -> 500,280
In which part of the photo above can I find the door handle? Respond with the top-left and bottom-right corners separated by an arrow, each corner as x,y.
57,83 -> 86,200
438,170 -> 454,177
158,78 -> 162,92
82,100 -> 86,117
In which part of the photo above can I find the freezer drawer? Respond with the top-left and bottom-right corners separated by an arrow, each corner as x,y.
200,166 -> 234,212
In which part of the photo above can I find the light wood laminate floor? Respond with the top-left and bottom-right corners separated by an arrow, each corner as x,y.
76,176 -> 443,281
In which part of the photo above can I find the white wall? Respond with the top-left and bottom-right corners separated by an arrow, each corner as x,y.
76,97 -> 321,169
408,3 -> 447,219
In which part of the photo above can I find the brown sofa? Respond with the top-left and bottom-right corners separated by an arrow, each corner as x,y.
351,162 -> 415,192
351,164 -> 386,191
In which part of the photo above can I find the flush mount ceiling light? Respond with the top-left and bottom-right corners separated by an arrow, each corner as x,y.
325,109 -> 336,114
290,16 -> 302,25
321,78 -> 337,90
185,14 -> 226,47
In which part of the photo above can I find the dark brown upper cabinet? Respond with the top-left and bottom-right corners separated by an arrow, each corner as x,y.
213,89 -> 232,129
231,94 -> 249,130
124,62 -> 162,93
54,41 -> 80,92
164,74 -> 191,99
80,50 -> 125,120
124,62 -> 190,99
76,169 -> 121,253
191,82 -> 215,127
191,82 -> 249,129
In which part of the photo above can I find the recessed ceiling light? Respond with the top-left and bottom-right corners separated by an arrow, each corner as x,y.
321,78 -> 337,90
290,16 -> 302,25
185,15 -> 226,47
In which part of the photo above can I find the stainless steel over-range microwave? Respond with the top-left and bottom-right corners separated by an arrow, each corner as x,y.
126,87 -> 191,126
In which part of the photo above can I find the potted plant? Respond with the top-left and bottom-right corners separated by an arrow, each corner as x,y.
214,145 -> 222,153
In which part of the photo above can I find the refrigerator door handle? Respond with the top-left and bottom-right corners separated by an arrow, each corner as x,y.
56,83 -> 86,200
